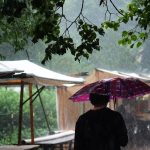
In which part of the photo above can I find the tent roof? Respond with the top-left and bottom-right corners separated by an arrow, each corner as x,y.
96,68 -> 150,82
0,60 -> 84,86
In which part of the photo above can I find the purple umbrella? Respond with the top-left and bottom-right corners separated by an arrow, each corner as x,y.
69,77 -> 150,102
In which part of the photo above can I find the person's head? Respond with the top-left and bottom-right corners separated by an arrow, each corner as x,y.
89,93 -> 109,106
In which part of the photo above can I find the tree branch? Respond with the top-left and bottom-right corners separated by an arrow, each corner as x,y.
62,0 -> 84,35
109,0 -> 123,16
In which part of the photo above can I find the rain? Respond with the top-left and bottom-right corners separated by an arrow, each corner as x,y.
0,0 -> 150,150
117,97 -> 150,150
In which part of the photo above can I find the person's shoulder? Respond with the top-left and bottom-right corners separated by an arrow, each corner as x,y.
106,108 -> 123,117
78,110 -> 91,120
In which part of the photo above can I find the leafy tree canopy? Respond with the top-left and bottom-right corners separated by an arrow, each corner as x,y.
102,0 -> 150,48
0,0 -> 149,63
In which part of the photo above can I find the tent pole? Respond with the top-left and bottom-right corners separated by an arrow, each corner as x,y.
29,83 -> 34,144
18,82 -> 24,145
36,85 -> 51,134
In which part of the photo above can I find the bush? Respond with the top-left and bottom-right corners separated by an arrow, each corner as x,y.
0,86 -> 57,145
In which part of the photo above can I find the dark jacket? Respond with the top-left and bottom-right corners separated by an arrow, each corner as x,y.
74,107 -> 128,150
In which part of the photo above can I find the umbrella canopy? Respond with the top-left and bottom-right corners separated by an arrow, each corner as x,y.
70,77 -> 150,102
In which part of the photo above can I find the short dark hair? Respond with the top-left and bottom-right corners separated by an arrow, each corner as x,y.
89,93 -> 109,106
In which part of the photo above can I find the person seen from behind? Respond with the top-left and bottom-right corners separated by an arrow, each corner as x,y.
74,93 -> 128,150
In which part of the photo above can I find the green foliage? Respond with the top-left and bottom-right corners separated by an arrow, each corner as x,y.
0,0 -> 105,63
102,21 -> 120,31
118,31 -> 148,48
0,87 -> 57,144
32,87 -> 57,133
102,0 -> 150,48
41,18 -> 104,63
0,0 -> 150,65
0,0 -> 144,75
0,88 -> 19,144
0,7 -> 37,52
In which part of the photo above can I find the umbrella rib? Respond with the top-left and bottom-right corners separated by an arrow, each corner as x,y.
120,79 -> 132,99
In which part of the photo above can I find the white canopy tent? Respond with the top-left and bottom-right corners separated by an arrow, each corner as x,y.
0,60 -> 84,144
0,60 -> 84,85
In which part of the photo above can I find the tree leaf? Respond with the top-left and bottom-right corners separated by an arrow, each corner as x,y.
136,42 -> 142,48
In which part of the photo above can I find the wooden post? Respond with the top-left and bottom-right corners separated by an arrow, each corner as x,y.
29,83 -> 34,144
82,102 -> 85,113
18,82 -> 24,145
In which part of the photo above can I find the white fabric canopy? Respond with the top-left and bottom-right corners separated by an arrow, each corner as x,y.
96,68 -> 150,81
0,60 -> 84,86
